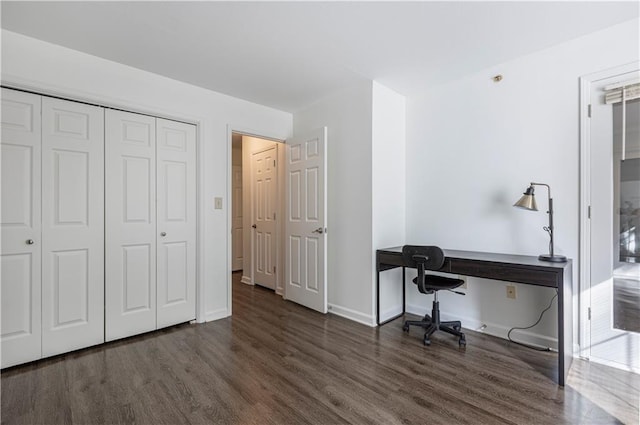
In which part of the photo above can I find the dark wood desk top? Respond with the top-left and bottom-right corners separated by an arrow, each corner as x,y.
378,246 -> 571,269
377,246 -> 572,288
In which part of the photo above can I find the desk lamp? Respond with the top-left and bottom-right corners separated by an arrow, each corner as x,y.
513,182 -> 567,263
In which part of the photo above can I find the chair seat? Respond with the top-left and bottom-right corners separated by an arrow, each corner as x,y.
412,274 -> 464,291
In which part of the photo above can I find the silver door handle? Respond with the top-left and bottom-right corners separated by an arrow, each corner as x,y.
26,239 -> 34,245
312,227 -> 324,234
160,232 -> 167,237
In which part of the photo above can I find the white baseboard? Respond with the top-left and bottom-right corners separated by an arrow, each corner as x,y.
328,303 -> 376,327
205,308 -> 230,322
406,302 -> 558,350
240,275 -> 252,285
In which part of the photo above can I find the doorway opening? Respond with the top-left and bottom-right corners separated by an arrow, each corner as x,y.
229,127 -> 329,315
231,132 -> 286,296
580,64 -> 640,373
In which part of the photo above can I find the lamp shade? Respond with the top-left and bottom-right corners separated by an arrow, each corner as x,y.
513,186 -> 538,211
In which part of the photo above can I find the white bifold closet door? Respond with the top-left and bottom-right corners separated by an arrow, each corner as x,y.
155,118 -> 196,329
1,89 -> 105,368
1,89 -> 43,368
105,110 -> 196,341
105,110 -> 157,341
40,97 -> 105,357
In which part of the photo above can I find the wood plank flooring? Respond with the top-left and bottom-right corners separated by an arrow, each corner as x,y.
2,273 -> 639,424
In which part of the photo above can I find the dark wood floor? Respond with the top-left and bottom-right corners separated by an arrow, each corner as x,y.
2,273 -> 638,424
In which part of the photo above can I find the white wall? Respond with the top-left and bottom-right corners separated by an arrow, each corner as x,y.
372,82 -> 407,321
1,30 -> 293,322
294,80 -> 375,324
294,80 -> 407,325
405,19 -> 639,348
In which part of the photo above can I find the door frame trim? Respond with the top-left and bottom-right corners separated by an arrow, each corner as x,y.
578,61 -> 640,359
1,75 -> 207,324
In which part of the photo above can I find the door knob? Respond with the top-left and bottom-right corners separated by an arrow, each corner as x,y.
252,224 -> 257,229
312,227 -> 324,234
160,232 -> 167,237
26,239 -> 34,245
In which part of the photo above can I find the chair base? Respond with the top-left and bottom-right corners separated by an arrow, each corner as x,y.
403,301 -> 466,347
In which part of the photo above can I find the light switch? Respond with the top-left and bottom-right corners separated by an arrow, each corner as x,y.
214,197 -> 223,209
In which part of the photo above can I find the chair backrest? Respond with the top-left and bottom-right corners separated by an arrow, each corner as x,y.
402,246 -> 445,294
402,245 -> 445,271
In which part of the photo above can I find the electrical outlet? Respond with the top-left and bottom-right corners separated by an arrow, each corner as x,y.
214,197 -> 223,209
459,275 -> 467,289
506,285 -> 517,299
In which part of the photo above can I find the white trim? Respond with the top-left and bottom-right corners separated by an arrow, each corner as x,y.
2,74 -> 200,125
205,308 -> 230,322
196,119 -> 206,323
579,74 -> 592,356
1,74 -> 208,324
240,275 -> 253,285
604,77 -> 640,90
406,303 -> 558,350
328,303 -> 376,327
578,61 -> 640,359
226,125 -> 235,317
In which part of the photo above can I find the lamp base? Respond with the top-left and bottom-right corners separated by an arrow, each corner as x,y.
538,254 -> 567,263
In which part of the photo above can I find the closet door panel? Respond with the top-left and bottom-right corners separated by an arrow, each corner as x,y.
156,118 -> 196,328
105,109 -> 157,341
1,89 -> 42,368
41,97 -> 104,357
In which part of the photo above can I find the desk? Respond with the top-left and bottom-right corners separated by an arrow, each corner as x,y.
376,246 -> 573,386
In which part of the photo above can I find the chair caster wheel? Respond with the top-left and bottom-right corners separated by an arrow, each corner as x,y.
423,337 -> 431,346
402,323 -> 410,332
459,338 -> 466,347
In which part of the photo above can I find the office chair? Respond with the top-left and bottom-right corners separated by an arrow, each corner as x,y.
402,245 -> 466,347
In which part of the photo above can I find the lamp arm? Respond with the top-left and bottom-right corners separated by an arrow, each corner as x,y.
530,182 -> 554,257
530,182 -> 551,202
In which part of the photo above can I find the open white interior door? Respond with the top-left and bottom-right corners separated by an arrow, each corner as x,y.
285,128 -> 327,313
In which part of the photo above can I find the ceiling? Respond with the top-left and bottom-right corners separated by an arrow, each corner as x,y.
2,1 -> 638,112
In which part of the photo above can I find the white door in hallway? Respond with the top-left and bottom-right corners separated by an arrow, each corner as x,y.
252,145 -> 278,289
40,97 -> 105,357
1,89 -> 42,368
285,128 -> 327,313
105,109 -> 157,341
156,118 -> 196,328
232,165 -> 244,271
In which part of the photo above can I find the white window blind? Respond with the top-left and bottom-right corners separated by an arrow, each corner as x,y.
604,79 -> 640,104
604,77 -> 640,161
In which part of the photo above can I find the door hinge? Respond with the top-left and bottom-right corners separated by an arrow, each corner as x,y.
587,307 -> 591,320
588,104 -> 592,118
273,212 -> 276,220
588,205 -> 591,219
273,266 -> 276,274
273,159 -> 276,167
